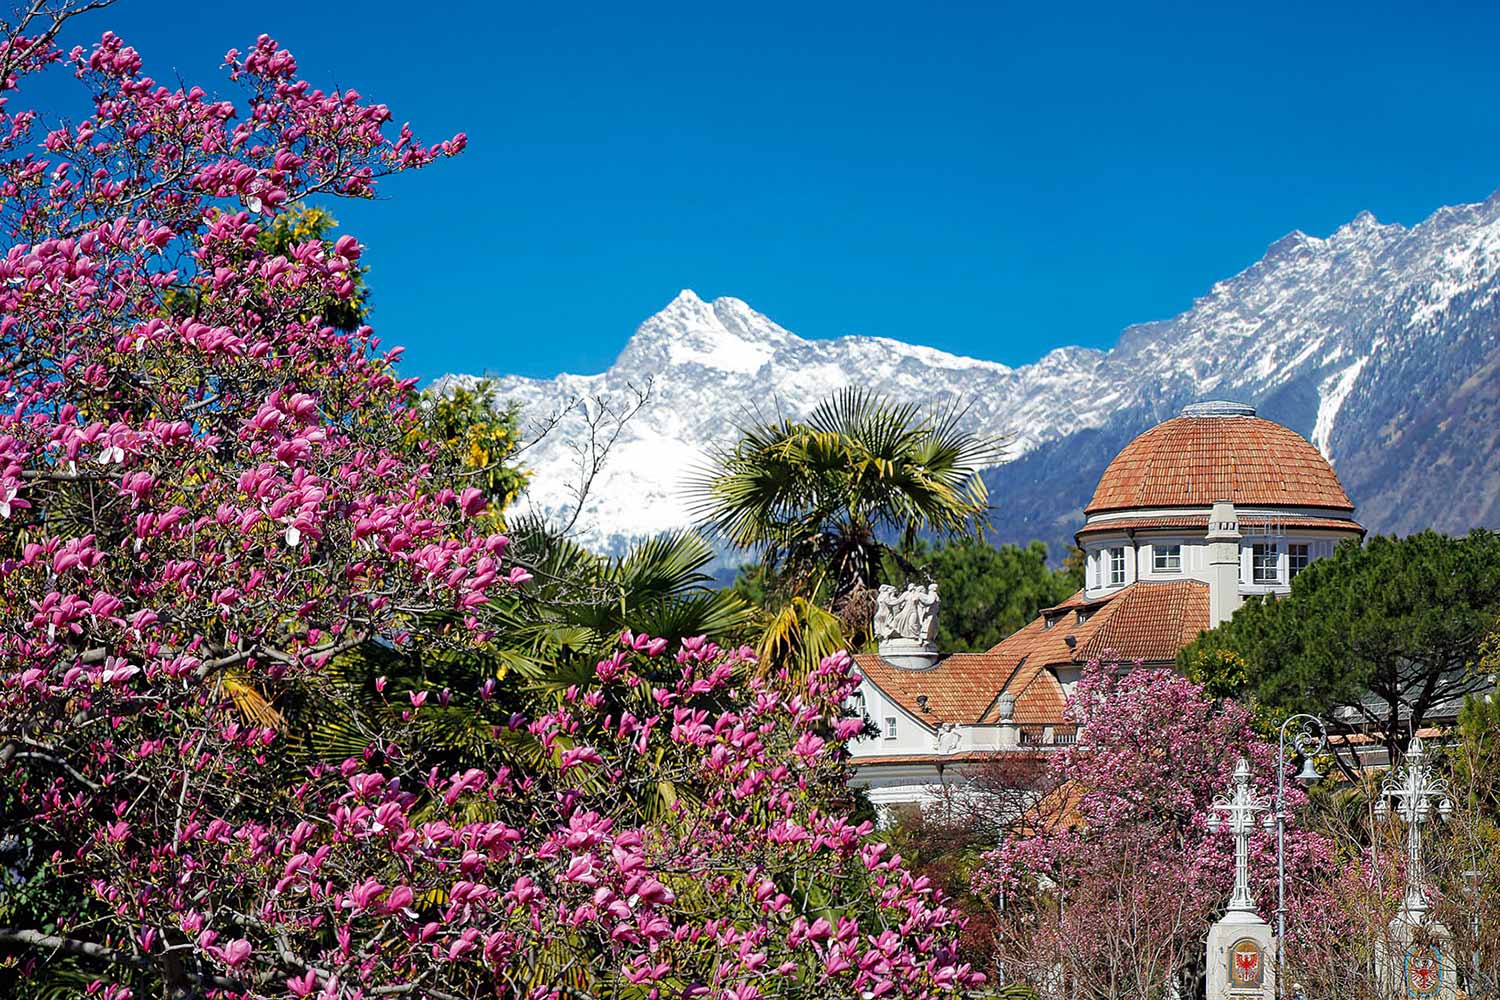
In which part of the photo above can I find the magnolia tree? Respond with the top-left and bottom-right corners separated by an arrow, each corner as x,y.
0,11 -> 981,999
971,662 -> 1336,999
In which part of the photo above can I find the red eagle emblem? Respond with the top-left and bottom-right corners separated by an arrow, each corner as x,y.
1230,939 -> 1263,986
1406,945 -> 1442,998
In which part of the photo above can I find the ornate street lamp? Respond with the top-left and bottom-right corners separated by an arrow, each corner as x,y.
1205,758 -> 1276,1000
1375,736 -> 1453,919
1207,758 -> 1275,915
1273,713 -> 1328,998
1374,736 -> 1457,998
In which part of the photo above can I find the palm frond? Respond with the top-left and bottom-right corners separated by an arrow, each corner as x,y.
755,596 -> 847,686
223,670 -> 285,730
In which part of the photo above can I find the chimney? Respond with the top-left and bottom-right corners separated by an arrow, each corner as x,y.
1206,499 -> 1243,628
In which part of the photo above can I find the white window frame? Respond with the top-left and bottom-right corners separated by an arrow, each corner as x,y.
1152,543 -> 1182,573
1108,547 -> 1126,586
883,716 -> 897,741
1251,543 -> 1280,585
1288,542 -> 1310,579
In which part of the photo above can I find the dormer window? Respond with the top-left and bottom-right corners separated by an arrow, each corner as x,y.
1153,544 -> 1182,573
1108,547 -> 1126,586
1076,609 -> 1091,625
1252,543 -> 1280,585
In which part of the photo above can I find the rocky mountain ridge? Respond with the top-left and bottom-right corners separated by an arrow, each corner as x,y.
440,192 -> 1500,559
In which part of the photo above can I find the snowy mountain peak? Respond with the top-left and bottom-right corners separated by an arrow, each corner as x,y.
618,290 -> 797,375
1263,230 -> 1317,262
450,193 -> 1500,558
1327,209 -> 1402,247
654,288 -> 715,324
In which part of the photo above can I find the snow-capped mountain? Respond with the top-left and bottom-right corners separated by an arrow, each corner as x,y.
442,192 -> 1500,559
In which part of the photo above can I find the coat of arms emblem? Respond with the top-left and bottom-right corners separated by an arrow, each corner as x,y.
1229,938 -> 1263,988
1404,944 -> 1442,998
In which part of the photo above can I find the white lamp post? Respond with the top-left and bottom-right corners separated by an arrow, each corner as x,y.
1375,736 -> 1453,918
1273,714 -> 1327,998
1375,735 -> 1458,999
1207,757 -> 1274,914
1205,757 -> 1276,1000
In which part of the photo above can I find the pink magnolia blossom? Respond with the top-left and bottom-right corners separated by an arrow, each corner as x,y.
0,16 -> 980,1000
972,660 -> 1335,991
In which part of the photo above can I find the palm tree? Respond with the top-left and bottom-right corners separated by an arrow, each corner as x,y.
484,518 -> 756,683
692,388 -> 1003,597
691,388 -> 1004,671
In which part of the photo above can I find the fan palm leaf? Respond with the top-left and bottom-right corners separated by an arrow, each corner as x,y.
690,388 -> 1004,597
755,595 -> 847,684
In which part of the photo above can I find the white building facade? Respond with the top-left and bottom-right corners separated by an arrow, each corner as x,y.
847,401 -> 1364,821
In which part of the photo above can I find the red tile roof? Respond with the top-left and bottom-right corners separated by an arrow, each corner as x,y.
1075,514 -> 1365,540
1037,591 -> 1115,613
853,653 -> 1016,729
1084,415 -> 1354,515
855,580 -> 1210,730
848,751 -> 1042,766
1014,780 -> 1085,836
1079,579 -> 1208,663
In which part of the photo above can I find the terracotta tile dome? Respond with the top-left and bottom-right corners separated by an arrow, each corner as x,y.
1084,402 -> 1354,515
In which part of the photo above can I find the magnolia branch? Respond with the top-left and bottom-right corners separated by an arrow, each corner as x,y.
0,927 -> 241,991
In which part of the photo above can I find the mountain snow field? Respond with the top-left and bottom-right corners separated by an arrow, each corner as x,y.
440,193 -> 1500,558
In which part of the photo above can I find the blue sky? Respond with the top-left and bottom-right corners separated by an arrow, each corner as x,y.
31,0 -> 1500,382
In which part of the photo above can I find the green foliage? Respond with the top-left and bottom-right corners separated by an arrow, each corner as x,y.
1181,643 -> 1252,701
754,595 -> 848,681
1429,691 -> 1500,985
411,382 -> 529,514
730,561 -> 778,609
489,523 -> 757,679
1450,691 -> 1500,836
727,565 -> 850,683
1178,530 -> 1500,759
157,205 -> 370,335
891,538 -> 1081,651
691,388 -> 1004,600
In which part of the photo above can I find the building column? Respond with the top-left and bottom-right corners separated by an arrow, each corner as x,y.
1207,499 -> 1243,628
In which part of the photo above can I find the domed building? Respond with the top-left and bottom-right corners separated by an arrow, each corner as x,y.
1077,400 -> 1362,621
847,401 -> 1363,821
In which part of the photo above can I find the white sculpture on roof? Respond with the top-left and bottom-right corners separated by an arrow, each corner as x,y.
873,584 -> 898,639
874,582 -> 940,643
935,723 -> 961,754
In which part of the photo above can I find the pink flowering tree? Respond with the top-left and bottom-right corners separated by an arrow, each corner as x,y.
0,9 -> 982,998
971,661 -> 1334,998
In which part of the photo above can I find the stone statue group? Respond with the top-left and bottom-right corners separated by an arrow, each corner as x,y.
873,582 -> 940,644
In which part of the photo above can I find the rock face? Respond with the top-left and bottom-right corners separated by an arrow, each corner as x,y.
440,193 -> 1500,560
